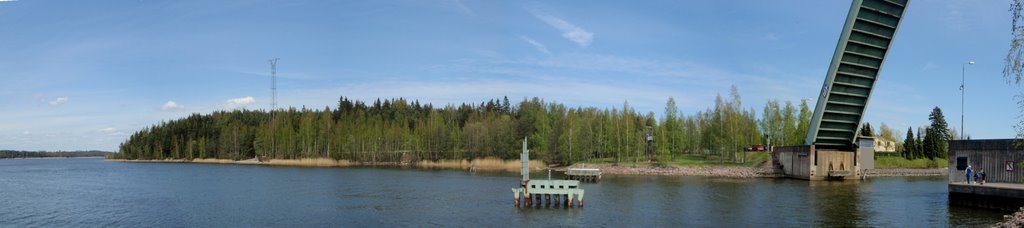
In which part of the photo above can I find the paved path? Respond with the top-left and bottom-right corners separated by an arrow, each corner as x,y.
950,182 -> 1024,190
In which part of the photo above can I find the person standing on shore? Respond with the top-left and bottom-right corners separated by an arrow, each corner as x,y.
966,165 -> 973,184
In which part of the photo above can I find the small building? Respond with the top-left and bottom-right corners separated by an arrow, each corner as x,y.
948,139 -> 1024,184
858,137 -> 875,170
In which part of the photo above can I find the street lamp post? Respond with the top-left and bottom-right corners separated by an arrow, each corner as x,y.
961,60 -> 975,140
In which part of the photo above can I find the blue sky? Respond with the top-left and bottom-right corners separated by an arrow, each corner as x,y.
0,0 -> 1016,151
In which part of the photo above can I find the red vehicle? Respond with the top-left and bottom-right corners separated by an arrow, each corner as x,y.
747,145 -> 765,151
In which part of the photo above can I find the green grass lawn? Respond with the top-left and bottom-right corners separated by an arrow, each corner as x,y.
874,155 -> 947,169
581,153 -> 947,169
580,152 -> 771,167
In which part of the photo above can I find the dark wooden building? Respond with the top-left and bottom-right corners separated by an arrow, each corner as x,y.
948,139 -> 1024,184
948,139 -> 1024,210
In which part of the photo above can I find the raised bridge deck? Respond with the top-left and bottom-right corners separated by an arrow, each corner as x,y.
805,0 -> 909,149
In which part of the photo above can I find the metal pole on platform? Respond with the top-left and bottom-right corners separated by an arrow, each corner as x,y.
961,60 -> 974,140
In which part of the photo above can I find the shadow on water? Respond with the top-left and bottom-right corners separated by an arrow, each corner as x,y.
809,180 -> 866,227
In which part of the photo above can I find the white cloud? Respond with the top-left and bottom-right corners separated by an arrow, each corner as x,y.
520,35 -> 551,55
48,97 -> 68,105
529,10 -> 593,47
223,96 -> 256,109
97,127 -> 126,136
161,101 -> 183,110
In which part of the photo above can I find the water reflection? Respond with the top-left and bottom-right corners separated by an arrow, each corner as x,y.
0,159 -> 1010,227
809,180 -> 866,227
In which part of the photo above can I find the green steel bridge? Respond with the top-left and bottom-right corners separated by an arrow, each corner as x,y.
805,0 -> 909,150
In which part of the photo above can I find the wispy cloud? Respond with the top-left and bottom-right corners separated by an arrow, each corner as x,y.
445,0 -> 474,16
519,36 -> 551,55
528,8 -> 593,47
161,101 -> 183,111
417,52 -> 790,112
223,96 -> 256,109
921,62 -> 939,71
945,2 -> 967,30
48,97 -> 68,105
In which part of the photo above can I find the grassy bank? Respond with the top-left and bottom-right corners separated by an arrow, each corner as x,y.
874,155 -> 947,169
108,157 -> 546,172
580,152 -> 772,167
566,152 -> 776,178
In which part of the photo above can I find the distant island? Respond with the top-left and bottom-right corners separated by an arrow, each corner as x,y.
112,91 -> 787,168
110,92 -> 943,175
0,150 -> 114,159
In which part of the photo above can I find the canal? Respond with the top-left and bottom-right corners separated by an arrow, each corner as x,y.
0,158 -> 1005,227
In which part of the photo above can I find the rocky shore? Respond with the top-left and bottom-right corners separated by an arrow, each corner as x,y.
107,157 -> 548,172
558,164 -> 947,178
111,158 -> 946,178
994,207 -> 1024,228
864,168 -> 946,177
559,164 -> 783,178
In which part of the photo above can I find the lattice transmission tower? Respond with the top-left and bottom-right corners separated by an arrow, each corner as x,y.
269,58 -> 279,111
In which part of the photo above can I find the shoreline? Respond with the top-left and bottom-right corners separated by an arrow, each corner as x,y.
106,157 -> 548,172
2,156 -> 106,160
863,168 -> 947,177
556,163 -> 783,178
560,164 -> 946,178
995,207 -> 1024,228
108,158 -> 946,178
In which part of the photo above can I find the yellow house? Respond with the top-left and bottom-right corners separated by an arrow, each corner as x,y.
873,137 -> 897,153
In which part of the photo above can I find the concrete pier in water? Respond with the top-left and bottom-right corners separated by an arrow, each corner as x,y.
512,138 -> 584,208
566,167 -> 601,182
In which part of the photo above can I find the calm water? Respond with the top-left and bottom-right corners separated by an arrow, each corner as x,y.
0,158 -> 1006,227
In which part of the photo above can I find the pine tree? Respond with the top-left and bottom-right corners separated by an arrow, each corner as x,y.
915,127 -> 925,160
923,127 -> 937,159
860,122 -> 874,137
903,127 -> 915,160
928,107 -> 950,158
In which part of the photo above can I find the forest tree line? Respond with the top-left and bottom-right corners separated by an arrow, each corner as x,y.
115,86 -> 816,165
859,106 -> 953,161
0,150 -> 113,159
